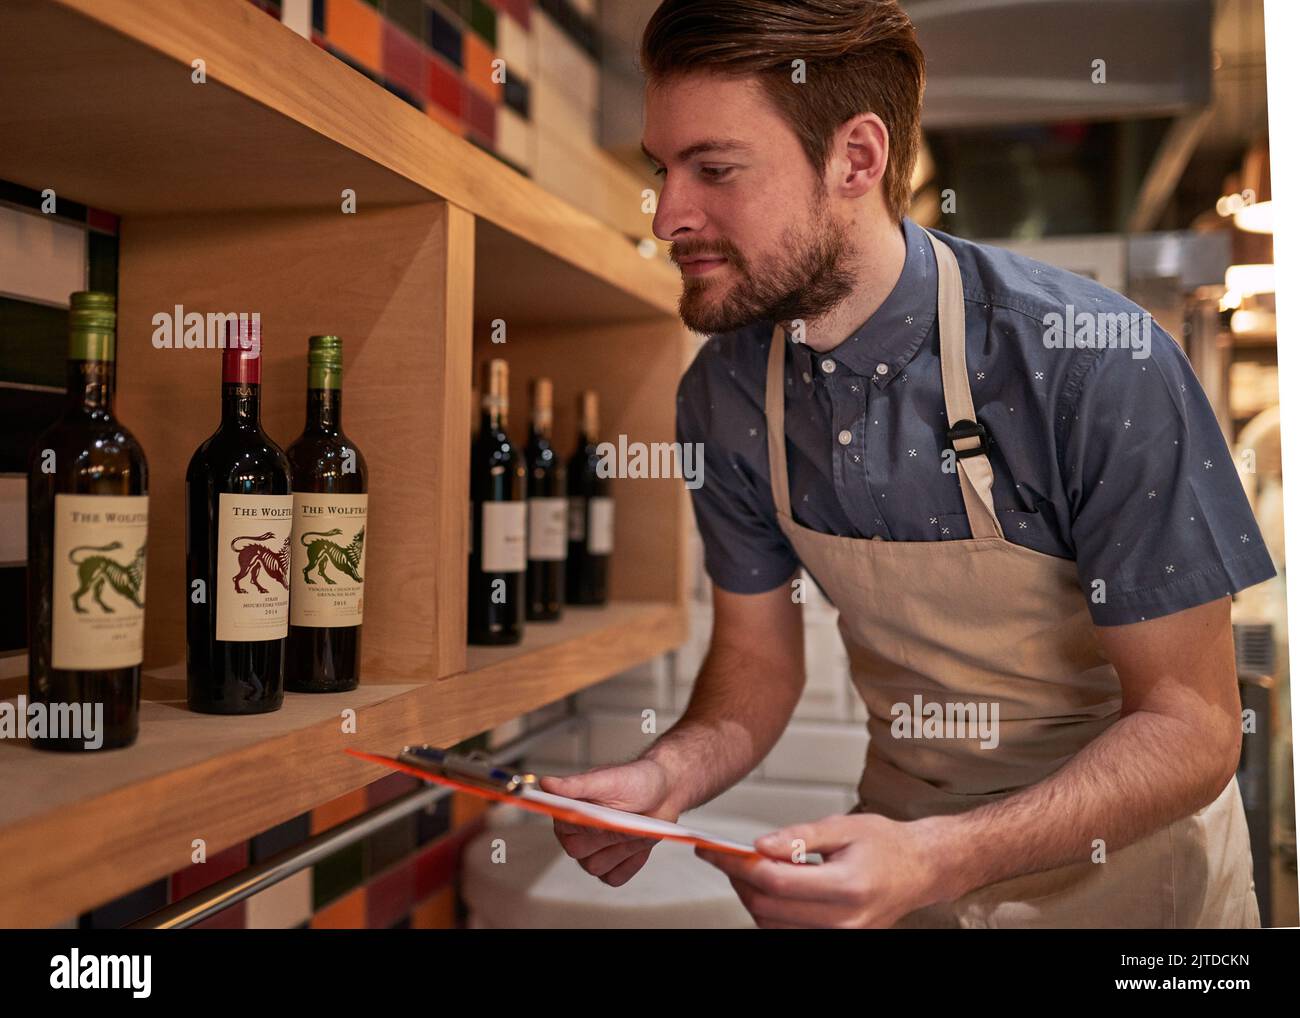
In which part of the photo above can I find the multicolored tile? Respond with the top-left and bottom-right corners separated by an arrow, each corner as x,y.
326,0 -> 383,69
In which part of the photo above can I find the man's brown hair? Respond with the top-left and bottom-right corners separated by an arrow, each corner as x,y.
640,0 -> 926,224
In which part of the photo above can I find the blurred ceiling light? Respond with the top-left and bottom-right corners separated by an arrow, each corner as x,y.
1220,289 -> 1243,312
1230,308 -> 1276,338
1233,199 -> 1274,234
1225,263 -> 1275,297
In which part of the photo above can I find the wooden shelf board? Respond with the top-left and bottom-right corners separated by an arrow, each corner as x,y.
0,599 -> 684,926
0,0 -> 681,320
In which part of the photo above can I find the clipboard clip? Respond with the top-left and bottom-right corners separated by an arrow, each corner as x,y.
397,744 -> 539,796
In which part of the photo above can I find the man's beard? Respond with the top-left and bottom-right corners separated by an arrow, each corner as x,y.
673,195 -> 856,335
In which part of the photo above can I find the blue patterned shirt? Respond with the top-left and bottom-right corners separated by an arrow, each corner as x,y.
676,217 -> 1276,625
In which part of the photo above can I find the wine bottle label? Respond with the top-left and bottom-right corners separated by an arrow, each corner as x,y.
527,497 -> 567,561
290,492 -> 368,627
567,497 -> 586,542
215,493 -> 293,641
481,501 -> 526,573
51,494 -> 148,670
588,496 -> 614,555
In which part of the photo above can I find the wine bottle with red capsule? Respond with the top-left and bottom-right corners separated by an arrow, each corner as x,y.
185,317 -> 292,714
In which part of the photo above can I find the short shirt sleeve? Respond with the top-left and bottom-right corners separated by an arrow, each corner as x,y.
676,347 -> 801,594
1063,322 -> 1276,625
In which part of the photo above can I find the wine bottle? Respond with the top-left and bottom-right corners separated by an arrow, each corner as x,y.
566,390 -> 612,605
525,378 -> 565,621
286,336 -> 368,693
185,318 -> 292,713
468,358 -> 525,644
26,291 -> 148,751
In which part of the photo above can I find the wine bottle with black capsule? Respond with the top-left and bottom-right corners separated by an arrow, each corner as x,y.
525,377 -> 565,621
566,390 -> 613,605
26,291 -> 149,751
286,336 -> 368,692
185,318 -> 292,714
468,358 -> 525,644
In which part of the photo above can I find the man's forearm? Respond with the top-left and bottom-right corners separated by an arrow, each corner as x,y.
921,707 -> 1240,903
642,644 -> 803,818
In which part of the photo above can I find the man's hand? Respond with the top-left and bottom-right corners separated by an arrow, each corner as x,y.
541,759 -> 682,887
695,812 -> 947,929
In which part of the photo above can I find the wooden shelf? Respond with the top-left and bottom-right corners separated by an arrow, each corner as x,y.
0,0 -> 680,324
0,0 -> 692,925
465,600 -> 687,685
0,600 -> 686,926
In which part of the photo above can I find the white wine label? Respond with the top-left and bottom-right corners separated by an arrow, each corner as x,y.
528,497 -> 567,561
51,494 -> 148,670
482,501 -> 526,573
290,492 -> 368,627
215,492 -> 294,642
567,497 -> 586,542
588,496 -> 614,555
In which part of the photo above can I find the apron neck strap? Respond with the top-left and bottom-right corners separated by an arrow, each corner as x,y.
762,228 -> 1004,540
765,323 -> 793,518
926,228 -> 1003,540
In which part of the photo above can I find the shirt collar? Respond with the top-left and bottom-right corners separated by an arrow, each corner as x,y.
791,216 -> 938,389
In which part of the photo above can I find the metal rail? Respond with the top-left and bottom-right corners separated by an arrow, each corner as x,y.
128,712 -> 584,929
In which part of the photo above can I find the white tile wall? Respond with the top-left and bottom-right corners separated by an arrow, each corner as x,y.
534,12 -> 598,114
0,205 -> 85,306
586,706 -> 681,765
245,867 -> 312,929
494,104 -> 534,172
497,11 -> 535,81
574,653 -> 672,712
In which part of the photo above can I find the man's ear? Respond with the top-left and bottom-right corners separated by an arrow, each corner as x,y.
833,113 -> 890,201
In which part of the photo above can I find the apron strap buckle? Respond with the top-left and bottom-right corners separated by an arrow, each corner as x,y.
947,418 -> 990,459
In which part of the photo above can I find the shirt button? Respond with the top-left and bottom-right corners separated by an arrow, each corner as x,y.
875,363 -> 889,376
837,429 -> 853,446
821,358 -> 836,374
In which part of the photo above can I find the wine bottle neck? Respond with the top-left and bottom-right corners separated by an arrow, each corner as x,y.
221,382 -> 262,428
482,406 -> 505,433
306,387 -> 342,432
66,359 -> 113,412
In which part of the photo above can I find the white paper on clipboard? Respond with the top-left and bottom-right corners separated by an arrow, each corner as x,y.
521,786 -> 758,854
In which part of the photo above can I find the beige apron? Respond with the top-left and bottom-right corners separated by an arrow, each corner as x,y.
764,229 -> 1260,928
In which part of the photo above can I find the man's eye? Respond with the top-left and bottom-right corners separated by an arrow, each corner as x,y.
700,166 -> 734,181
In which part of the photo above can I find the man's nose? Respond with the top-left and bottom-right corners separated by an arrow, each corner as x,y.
652,177 -> 706,241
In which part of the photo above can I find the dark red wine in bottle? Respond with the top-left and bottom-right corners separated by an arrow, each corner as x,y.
566,390 -> 612,605
286,336 -> 368,692
185,318 -> 292,713
468,358 -> 525,644
525,377 -> 565,621
26,291 -> 148,751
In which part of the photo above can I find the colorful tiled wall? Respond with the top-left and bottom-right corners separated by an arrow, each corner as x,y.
242,0 -> 604,181
62,732 -> 514,930
2,0 -> 649,929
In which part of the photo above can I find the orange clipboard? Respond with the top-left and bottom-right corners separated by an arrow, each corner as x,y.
345,746 -> 764,860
